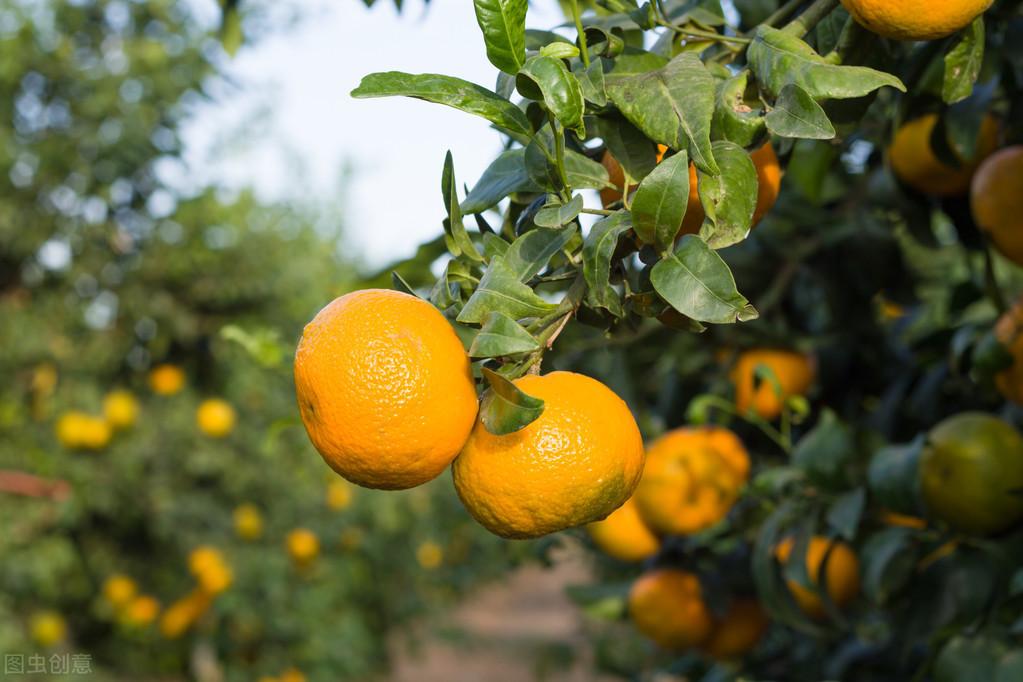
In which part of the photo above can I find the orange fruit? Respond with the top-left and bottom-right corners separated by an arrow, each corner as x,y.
700,599 -> 769,660
889,113 -> 999,196
123,595 -> 160,626
994,298 -> 1023,404
416,541 -> 443,569
633,426 -> 750,535
103,390 -> 139,430
730,349 -> 815,421
326,479 -> 354,510
30,611 -> 67,648
149,363 -> 185,395
971,146 -> 1023,265
453,371 -> 644,539
233,504 -> 264,540
601,144 -> 781,235
196,398 -> 236,438
286,528 -> 320,565
55,411 -> 112,450
919,412 -> 1023,534
587,496 -> 660,562
103,574 -> 137,608
841,0 -> 992,41
159,590 -> 211,639
775,536 -> 860,618
880,511 -> 927,529
188,546 -> 232,595
294,289 -> 478,490
629,569 -> 713,650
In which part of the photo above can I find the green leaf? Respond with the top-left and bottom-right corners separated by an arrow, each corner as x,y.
457,259 -> 559,324
391,271 -> 418,296
765,83 -> 836,139
935,636 -> 1007,682
696,141 -> 757,249
826,488 -> 865,541
469,311 -> 541,358
574,59 -> 607,107
473,0 -> 527,75
748,26 -> 905,100
517,55 -> 586,137
592,114 -> 658,184
351,72 -> 533,142
943,17 -> 984,104
867,438 -> 925,517
220,325 -> 285,368
791,408 -> 855,489
524,126 -> 612,191
582,211 -> 632,317
996,651 -> 1023,682
461,149 -> 542,214
480,367 -> 545,435
534,194 -> 584,228
442,152 -> 484,261
607,52 -> 719,174
650,235 -> 758,324
604,48 -> 669,84
631,149 -> 689,253
861,528 -> 918,604
711,71 -> 766,147
501,226 -> 576,281
482,232 -> 510,260
540,42 -> 580,60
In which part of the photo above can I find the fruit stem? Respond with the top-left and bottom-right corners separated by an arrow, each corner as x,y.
570,0 -> 590,68
782,0 -> 839,37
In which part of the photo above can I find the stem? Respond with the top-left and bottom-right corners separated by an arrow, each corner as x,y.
570,0 -> 590,68
760,0 -> 806,30
693,395 -> 792,454
549,113 -> 572,200
580,207 -> 614,216
983,240 -> 1008,314
526,275 -> 587,373
653,0 -> 750,44
782,0 -> 839,36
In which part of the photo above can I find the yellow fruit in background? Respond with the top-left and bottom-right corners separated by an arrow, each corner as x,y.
634,427 -> 750,536
30,611 -> 67,648
123,595 -> 160,626
287,528 -> 320,566
919,412 -> 1023,535
880,511 -> 927,529
629,569 -> 713,650
159,590 -> 211,639
294,289 -> 479,490
326,480 -> 353,510
102,390 -> 139,430
453,371 -> 645,539
776,536 -> 860,618
257,677 -> 279,682
841,0 -> 992,41
188,546 -> 232,595
994,298 -> 1023,404
416,541 -> 443,569
889,114 -> 999,196
102,574 -> 137,608
700,599 -> 769,660
587,497 -> 660,563
730,349 -> 815,421
233,503 -> 264,540
196,398 -> 236,438
56,411 -> 112,450
279,669 -> 307,682
971,146 -> 1023,266
149,363 -> 185,395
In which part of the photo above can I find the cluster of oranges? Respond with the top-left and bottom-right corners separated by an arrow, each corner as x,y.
101,574 -> 161,629
54,363 -> 237,451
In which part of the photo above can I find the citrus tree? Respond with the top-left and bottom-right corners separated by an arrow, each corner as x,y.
0,1 -> 529,680
296,0 -> 1023,679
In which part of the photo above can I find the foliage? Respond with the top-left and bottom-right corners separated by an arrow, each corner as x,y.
352,0 -> 1023,679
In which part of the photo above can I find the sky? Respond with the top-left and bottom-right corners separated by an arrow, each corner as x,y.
181,0 -> 565,269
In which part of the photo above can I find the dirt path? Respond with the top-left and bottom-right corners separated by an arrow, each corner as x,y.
389,544 -> 621,682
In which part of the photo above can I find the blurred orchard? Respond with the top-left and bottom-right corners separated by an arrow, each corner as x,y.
5,0 -> 1023,682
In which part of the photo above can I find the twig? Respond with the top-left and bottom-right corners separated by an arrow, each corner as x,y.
570,0 -> 590,68
0,470 -> 71,501
782,0 -> 840,36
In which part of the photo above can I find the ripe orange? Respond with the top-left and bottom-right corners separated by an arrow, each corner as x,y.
188,546 -> 232,595
196,398 -> 236,438
841,0 -> 992,41
103,390 -> 139,430
294,289 -> 478,490
160,590 -> 211,639
880,511 -> 927,529
452,371 -> 644,539
233,504 -> 264,540
56,411 -> 112,450
633,426 -> 750,535
775,536 -> 860,618
994,298 -> 1023,404
700,599 -> 769,660
30,611 -> 67,648
587,497 -> 660,563
103,574 -> 137,608
629,569 -> 713,650
326,479 -> 354,510
889,113 -> 999,196
416,541 -> 444,569
919,412 -> 1023,534
601,144 -> 781,235
971,146 -> 1023,265
286,528 -> 320,566
149,363 -> 185,395
123,595 -> 160,626
730,349 -> 815,421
